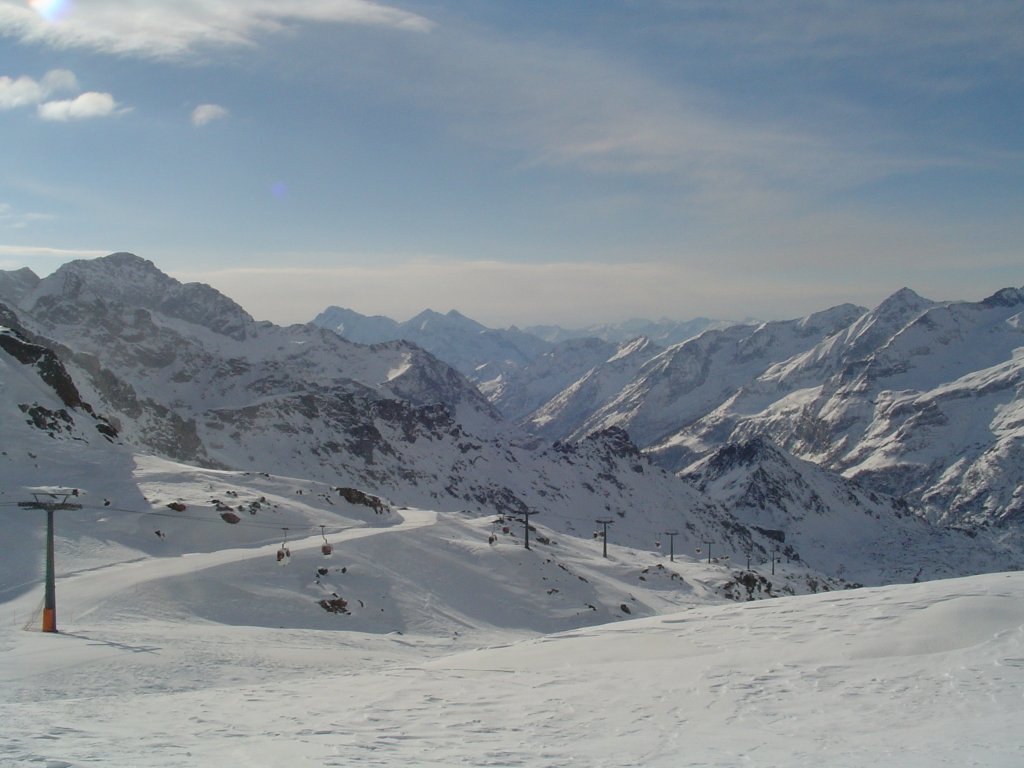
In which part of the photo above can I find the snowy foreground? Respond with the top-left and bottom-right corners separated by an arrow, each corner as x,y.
2,505 -> 1023,767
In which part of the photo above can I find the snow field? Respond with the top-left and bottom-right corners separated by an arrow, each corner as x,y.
2,499 -> 1022,767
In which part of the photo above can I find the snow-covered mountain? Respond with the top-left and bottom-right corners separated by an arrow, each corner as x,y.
3,254 -> 501,457
652,287 -> 1024,528
680,437 -> 1019,586
505,284 -> 1024,531
0,255 -> 782,577
525,335 -> 665,439
312,305 -> 551,385
311,306 -> 727,423
5,254 -> 1016,593
530,304 -> 865,448
482,335 -> 655,421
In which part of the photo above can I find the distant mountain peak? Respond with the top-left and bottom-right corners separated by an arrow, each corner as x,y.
25,252 -> 254,341
872,286 -> 932,315
404,308 -> 485,333
982,286 -> 1024,308
0,266 -> 41,305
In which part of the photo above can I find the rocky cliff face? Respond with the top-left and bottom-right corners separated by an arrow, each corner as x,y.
0,303 -> 117,443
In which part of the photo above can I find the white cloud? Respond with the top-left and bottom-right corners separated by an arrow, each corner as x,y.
0,74 -> 46,109
0,68 -> 77,109
191,103 -> 229,126
37,91 -> 120,121
0,68 -> 120,122
0,1 -> 433,59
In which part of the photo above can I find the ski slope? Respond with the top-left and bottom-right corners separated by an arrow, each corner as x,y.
2,502 -> 1022,767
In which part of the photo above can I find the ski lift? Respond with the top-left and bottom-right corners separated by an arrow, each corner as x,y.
320,525 -> 333,557
655,540 -> 662,549
277,527 -> 291,565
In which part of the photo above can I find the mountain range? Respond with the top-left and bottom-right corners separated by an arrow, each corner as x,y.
1,253 -> 1021,601
330,283 -> 1024,534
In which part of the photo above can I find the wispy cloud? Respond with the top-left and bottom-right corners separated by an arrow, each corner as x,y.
0,244 -> 110,259
355,3 -> 1020,216
649,0 -> 1024,66
191,103 -> 229,127
367,29 -> 914,212
0,202 -> 53,229
0,0 -> 434,59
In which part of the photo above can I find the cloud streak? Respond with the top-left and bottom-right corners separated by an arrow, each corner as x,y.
0,203 -> 53,229
364,28 -> 918,214
0,244 -> 111,259
0,0 -> 434,59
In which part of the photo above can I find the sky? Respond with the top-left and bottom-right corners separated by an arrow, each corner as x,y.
0,0 -> 1021,327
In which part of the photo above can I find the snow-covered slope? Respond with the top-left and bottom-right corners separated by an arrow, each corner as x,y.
680,438 -> 1020,586
526,335 -> 664,439
477,335 -> 622,420
537,304 -> 865,448
2,511 -> 1021,768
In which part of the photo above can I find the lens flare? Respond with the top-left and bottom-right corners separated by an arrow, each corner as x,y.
29,0 -> 72,23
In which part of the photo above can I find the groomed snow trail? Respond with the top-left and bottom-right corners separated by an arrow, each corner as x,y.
0,507 -> 436,643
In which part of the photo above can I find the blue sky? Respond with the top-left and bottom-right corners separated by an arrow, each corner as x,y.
0,1 -> 1021,326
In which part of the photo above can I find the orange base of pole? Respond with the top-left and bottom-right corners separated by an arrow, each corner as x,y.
42,608 -> 57,633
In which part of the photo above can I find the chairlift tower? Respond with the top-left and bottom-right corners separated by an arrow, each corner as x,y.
595,518 -> 614,558
17,488 -> 82,633
698,537 -> 713,565
663,531 -> 679,562
522,508 -> 538,550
